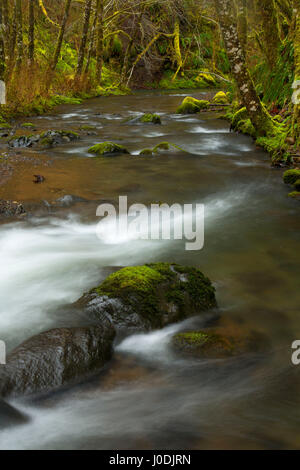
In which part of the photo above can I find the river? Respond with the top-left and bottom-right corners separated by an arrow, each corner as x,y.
0,90 -> 299,449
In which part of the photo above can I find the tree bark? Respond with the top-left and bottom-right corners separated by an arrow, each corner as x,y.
214,0 -> 275,136
51,0 -> 72,71
96,0 -> 104,83
255,0 -> 281,70
84,0 -> 99,75
16,0 -> 23,69
292,0 -> 300,141
0,0 -> 5,80
76,0 -> 92,77
28,0 -> 35,65
236,0 -> 247,52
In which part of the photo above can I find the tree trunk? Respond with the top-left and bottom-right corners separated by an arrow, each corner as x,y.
51,0 -> 72,71
214,0 -> 275,136
28,0 -> 35,65
255,0 -> 281,70
120,8 -> 144,85
0,0 -> 5,80
9,1 -> 17,62
2,0 -> 9,56
96,0 -> 104,83
84,0 -> 99,75
236,0 -> 247,52
76,0 -> 92,78
292,0 -> 300,141
16,0 -> 23,69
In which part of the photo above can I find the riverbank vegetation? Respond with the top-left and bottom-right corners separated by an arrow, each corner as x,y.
0,1 -> 299,178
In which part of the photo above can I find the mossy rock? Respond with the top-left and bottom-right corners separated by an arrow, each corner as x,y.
212,91 -> 229,105
195,73 -> 217,87
0,123 -> 12,130
231,107 -> 248,129
283,169 -> 300,185
39,130 -> 79,148
172,320 -> 268,359
176,97 -> 210,114
80,125 -> 96,131
21,123 -> 35,129
88,142 -> 130,156
288,191 -> 300,199
75,263 -> 217,332
236,119 -> 256,138
293,179 -> 300,191
140,113 -> 162,124
139,148 -> 153,156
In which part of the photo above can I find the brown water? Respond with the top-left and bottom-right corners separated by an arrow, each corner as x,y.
0,90 -> 299,449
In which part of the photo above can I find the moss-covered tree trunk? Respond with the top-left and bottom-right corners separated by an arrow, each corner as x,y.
9,1 -> 17,62
0,0 -> 5,80
84,0 -> 99,75
255,0 -> 281,70
293,0 -> 300,142
76,0 -> 92,78
15,0 -> 23,69
51,0 -> 72,71
214,0 -> 275,136
96,0 -> 104,83
28,0 -> 35,65
236,0 -> 247,52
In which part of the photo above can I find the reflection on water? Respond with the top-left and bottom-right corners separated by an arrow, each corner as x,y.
0,90 -> 299,449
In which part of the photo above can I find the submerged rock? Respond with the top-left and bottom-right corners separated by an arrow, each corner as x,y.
139,142 -> 185,156
0,323 -> 115,398
172,319 -> 268,359
88,142 -> 130,156
139,113 -> 162,124
39,130 -> 79,148
0,399 -> 28,428
176,97 -> 210,114
75,263 -> 217,332
9,135 -> 40,148
0,200 -> 26,217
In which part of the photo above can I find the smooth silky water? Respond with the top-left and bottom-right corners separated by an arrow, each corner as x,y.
0,90 -> 299,449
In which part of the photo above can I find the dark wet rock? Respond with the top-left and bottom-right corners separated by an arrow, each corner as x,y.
33,174 -> 45,184
9,135 -> 40,148
39,130 -> 79,148
75,263 -> 217,332
0,399 -> 28,428
0,322 -> 115,398
0,200 -> 26,217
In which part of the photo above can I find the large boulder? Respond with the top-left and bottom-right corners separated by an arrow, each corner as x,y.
0,323 -> 115,398
176,97 -> 210,114
75,263 -> 217,332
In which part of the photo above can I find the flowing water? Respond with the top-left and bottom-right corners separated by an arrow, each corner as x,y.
0,90 -> 299,449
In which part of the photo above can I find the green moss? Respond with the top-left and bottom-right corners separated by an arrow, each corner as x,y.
293,179 -> 300,191
283,169 -> 300,185
80,125 -> 96,131
172,330 -> 235,357
212,91 -> 229,105
195,72 -> 217,87
176,97 -> 210,114
140,113 -> 161,124
152,142 -> 185,153
0,123 -> 12,130
288,191 -> 300,199
139,148 -> 153,156
93,263 -> 217,327
21,123 -> 35,128
237,119 -> 256,137
88,142 -> 130,156
231,107 -> 248,128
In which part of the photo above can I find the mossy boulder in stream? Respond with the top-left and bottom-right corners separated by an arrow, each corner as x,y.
88,142 -> 130,156
139,113 -> 162,124
176,97 -> 210,114
283,169 -> 300,185
75,263 -> 217,332
0,322 -> 115,399
39,130 -> 79,148
139,142 -> 185,155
